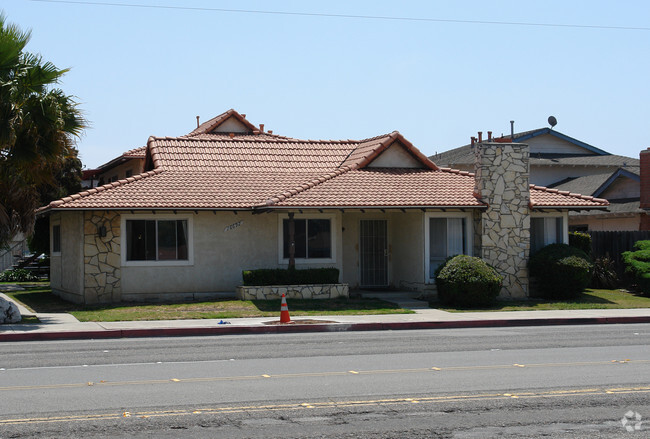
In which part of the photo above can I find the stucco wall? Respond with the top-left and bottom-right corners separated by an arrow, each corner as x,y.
120,211 -> 344,301
570,215 -> 640,232
341,211 -> 426,290
390,212 -> 426,290
50,211 -> 84,303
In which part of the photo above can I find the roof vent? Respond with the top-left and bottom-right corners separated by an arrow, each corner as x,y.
196,116 -> 200,128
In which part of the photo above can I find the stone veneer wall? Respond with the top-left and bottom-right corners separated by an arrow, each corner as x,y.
84,211 -> 121,303
236,284 -> 349,300
474,142 -> 530,298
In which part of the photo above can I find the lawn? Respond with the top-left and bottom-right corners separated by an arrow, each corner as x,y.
4,284 -> 413,322
436,288 -> 650,312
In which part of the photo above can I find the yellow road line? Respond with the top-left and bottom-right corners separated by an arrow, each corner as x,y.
2,386 -> 649,426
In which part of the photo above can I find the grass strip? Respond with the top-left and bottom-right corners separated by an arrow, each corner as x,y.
436,289 -> 650,312
4,285 -> 413,322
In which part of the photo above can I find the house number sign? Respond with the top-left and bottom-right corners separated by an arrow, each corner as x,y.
224,220 -> 243,232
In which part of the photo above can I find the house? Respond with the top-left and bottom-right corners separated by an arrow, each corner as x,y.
81,146 -> 147,189
432,127 -> 644,232
40,110 -> 608,304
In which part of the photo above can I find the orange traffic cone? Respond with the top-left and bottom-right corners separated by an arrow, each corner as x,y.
280,293 -> 291,323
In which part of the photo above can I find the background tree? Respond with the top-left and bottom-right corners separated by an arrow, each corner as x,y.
0,13 -> 86,248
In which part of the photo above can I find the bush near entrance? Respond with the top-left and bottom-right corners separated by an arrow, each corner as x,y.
529,244 -> 593,299
434,255 -> 503,307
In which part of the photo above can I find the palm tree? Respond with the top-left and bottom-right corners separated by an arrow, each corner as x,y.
0,13 -> 86,247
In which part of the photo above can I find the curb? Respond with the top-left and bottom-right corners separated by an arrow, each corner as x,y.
2,316 -> 650,342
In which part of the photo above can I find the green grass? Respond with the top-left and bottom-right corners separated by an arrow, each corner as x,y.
436,288 -> 650,312
4,284 -> 413,322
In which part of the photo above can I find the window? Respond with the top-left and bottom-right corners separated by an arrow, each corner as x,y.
126,219 -> 188,261
531,216 -> 564,254
280,217 -> 333,261
125,169 -> 133,178
52,225 -> 61,254
428,217 -> 468,278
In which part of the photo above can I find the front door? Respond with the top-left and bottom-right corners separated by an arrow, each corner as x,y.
360,220 -> 388,287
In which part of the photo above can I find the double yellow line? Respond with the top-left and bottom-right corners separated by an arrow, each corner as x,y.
1,385 -> 649,426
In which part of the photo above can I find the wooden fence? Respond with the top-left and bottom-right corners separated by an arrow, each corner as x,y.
588,231 -> 650,276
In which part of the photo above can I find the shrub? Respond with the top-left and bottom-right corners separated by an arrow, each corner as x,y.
590,256 -> 619,289
529,244 -> 593,299
242,267 -> 340,286
569,232 -> 592,255
622,240 -> 650,295
0,269 -> 38,282
434,255 -> 503,307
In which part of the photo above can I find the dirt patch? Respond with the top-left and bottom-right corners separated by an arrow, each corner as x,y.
263,319 -> 338,325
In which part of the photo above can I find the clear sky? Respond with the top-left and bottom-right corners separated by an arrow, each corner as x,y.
4,0 -> 650,168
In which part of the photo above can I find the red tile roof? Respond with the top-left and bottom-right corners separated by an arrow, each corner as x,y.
529,184 -> 609,208
42,112 -> 609,212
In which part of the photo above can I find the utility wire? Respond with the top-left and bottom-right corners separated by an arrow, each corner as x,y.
29,0 -> 650,31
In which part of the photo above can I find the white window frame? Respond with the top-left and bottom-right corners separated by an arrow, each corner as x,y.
121,214 -> 194,267
530,211 -> 569,252
424,211 -> 474,284
51,220 -> 61,256
277,213 -> 337,265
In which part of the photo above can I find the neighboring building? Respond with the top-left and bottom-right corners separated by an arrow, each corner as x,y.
432,128 -> 645,231
81,146 -> 147,189
40,110 -> 607,304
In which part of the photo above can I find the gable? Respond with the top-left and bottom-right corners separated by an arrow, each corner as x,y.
366,141 -> 426,169
211,116 -> 252,133
597,173 -> 640,199
526,133 -> 597,156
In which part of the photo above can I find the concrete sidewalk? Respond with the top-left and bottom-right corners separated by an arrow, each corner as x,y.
2,290 -> 650,342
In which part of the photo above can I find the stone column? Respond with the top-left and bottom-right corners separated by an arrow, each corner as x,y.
474,142 -> 530,298
83,211 -> 122,303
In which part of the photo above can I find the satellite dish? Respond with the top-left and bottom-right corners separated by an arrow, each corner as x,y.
548,116 -> 557,128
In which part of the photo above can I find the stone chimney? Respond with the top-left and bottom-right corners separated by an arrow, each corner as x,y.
639,148 -> 650,230
474,141 -> 530,297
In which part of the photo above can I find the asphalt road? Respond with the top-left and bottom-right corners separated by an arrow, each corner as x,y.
1,324 -> 649,438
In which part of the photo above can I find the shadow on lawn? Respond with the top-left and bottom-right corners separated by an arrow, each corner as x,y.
10,287 -> 404,315
7,290 -> 81,313
430,290 -> 618,311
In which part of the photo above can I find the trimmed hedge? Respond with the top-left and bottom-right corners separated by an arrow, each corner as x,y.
529,244 -> 592,299
0,269 -> 38,282
569,231 -> 592,255
622,240 -> 650,295
434,255 -> 503,307
242,268 -> 340,286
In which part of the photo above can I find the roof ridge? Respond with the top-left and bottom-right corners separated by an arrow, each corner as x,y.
46,169 -> 165,209
529,183 -> 609,205
438,167 -> 474,177
355,131 -> 398,143
149,135 -> 364,145
262,165 -> 358,206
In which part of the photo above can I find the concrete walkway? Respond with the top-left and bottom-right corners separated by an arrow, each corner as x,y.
1,289 -> 650,342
